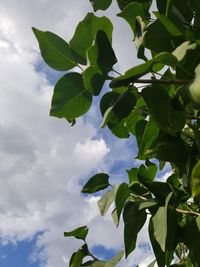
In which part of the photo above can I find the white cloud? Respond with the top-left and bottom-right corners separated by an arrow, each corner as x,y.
0,0 -> 154,266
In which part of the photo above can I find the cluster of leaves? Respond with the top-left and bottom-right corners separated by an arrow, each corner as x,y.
33,0 -> 200,266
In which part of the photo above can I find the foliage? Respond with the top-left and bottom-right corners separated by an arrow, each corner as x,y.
33,0 -> 200,266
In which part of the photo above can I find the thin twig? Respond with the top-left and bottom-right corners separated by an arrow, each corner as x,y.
133,79 -> 190,85
176,208 -> 200,217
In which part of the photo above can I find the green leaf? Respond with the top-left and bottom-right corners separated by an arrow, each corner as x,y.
64,226 -> 89,241
98,185 -> 119,216
83,66 -> 105,96
149,218 -> 165,267
110,52 -> 178,88
126,168 -> 138,183
89,0 -> 112,11
71,244 -> 90,267
152,193 -> 177,256
138,200 -> 158,211
83,30 -> 117,96
158,15 -> 182,36
101,91 -> 136,124
144,18 -> 179,53
138,117 -> 160,158
82,173 -> 110,194
138,163 -> 157,181
191,160 -> 200,197
115,183 -> 130,223
141,181 -> 171,203
123,202 -> 147,257
88,30 -> 117,71
142,86 -> 185,135
152,206 -> 167,251
117,3 -> 149,34
69,13 -> 113,65
32,28 -> 76,71
50,73 -> 92,120
181,218 -> 200,266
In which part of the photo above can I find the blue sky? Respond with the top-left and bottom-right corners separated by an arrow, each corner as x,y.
0,0 -> 162,266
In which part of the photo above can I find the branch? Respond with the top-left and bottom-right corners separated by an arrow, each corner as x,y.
133,79 -> 190,85
176,208 -> 200,217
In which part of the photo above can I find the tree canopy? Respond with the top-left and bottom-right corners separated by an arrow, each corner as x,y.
33,0 -> 200,266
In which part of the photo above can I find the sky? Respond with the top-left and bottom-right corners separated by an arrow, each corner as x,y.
0,0 -> 160,266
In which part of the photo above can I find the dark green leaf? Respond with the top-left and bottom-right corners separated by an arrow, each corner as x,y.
69,13 -> 113,65
115,183 -> 130,223
145,132 -> 188,171
138,163 -> 157,181
50,73 -> 92,120
89,0 -> 112,11
64,226 -> 88,241
142,86 -> 185,135
181,218 -> 200,266
123,202 -> 147,257
32,28 -> 76,71
83,66 -> 105,96
191,160 -> 200,197
82,173 -> 110,194
88,30 -> 117,71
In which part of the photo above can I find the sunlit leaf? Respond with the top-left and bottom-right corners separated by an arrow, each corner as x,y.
50,73 -> 92,119
32,28 -> 76,71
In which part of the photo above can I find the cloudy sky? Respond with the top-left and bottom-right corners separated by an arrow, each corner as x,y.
0,0 -> 156,266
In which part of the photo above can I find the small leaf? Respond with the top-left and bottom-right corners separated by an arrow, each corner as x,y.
98,185 -> 119,216
69,13 -> 113,65
50,73 -> 92,120
89,0 -> 112,11
32,28 -> 76,71
81,173 -> 110,194
123,202 -> 147,257
191,160 -> 200,197
115,183 -> 130,223
64,226 -> 89,241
